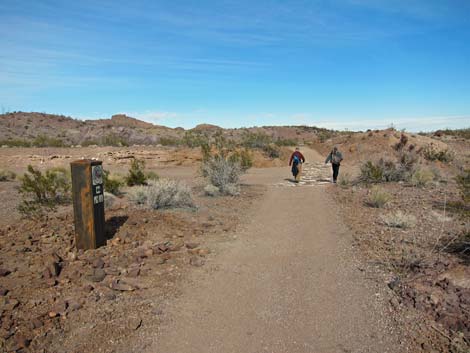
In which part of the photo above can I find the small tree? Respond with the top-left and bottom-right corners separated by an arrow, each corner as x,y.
125,159 -> 147,186
18,165 -> 70,215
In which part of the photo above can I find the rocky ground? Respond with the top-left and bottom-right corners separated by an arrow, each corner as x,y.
333,181 -> 469,352
0,174 -> 263,352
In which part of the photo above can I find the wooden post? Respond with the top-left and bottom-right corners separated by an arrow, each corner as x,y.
70,160 -> 105,249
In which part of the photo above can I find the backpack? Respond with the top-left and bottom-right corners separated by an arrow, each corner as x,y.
332,152 -> 342,164
293,155 -> 300,165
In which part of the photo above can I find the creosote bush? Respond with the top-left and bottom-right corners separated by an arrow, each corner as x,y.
130,179 -> 194,209
103,170 -> 124,195
381,211 -> 416,229
18,165 -> 71,215
125,159 -> 147,186
366,186 -> 391,208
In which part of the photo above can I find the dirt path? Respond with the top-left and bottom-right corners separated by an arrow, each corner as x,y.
139,149 -> 404,353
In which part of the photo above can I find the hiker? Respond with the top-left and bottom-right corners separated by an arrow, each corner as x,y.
289,147 -> 305,182
325,146 -> 343,183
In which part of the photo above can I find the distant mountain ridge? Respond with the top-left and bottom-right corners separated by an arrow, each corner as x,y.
0,111 -> 333,147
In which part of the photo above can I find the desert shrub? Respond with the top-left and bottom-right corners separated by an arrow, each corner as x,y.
263,144 -> 281,159
338,172 -> 351,188
201,154 -> 242,195
130,179 -> 194,209
204,184 -> 220,197
224,183 -> 240,196
434,128 -> 470,140
125,159 -> 147,186
32,135 -> 66,147
241,132 -> 272,149
275,138 -> 297,146
366,186 -> 391,208
103,170 -> 123,195
81,139 -> 100,147
422,145 -> 454,163
0,139 -> 31,147
317,130 -> 334,143
411,168 -> 435,188
359,161 -> 384,183
159,137 -> 181,146
359,156 -> 415,184
0,169 -> 16,181
104,192 -> 117,209
456,169 -> 470,205
18,165 -> 71,215
102,133 -> 129,147
229,149 -> 253,171
381,211 -> 416,228
394,133 -> 408,151
397,150 -> 418,172
182,131 -> 210,148
146,171 -> 160,181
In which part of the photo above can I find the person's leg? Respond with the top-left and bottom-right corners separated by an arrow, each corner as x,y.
333,163 -> 339,182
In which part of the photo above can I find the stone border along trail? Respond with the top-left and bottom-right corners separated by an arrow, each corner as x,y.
121,148 -> 405,353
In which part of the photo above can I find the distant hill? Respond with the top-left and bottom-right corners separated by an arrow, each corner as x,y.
0,111 -> 339,147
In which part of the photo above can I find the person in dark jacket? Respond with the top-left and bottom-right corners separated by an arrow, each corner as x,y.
289,147 -> 305,182
325,146 -> 343,183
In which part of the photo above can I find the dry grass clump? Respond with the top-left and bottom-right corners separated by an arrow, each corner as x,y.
411,168 -> 435,188
0,169 -> 16,181
130,179 -> 194,209
338,172 -> 351,188
381,211 -> 416,229
422,145 -> 454,163
366,186 -> 391,208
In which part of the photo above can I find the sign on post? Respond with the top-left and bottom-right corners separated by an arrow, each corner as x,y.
70,160 -> 106,249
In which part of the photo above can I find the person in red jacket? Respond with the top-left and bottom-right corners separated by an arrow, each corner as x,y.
289,147 -> 305,182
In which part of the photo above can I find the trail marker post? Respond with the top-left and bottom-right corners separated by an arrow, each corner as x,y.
70,160 -> 106,250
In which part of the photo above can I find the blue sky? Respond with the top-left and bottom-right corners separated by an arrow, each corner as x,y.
1,0 -> 469,131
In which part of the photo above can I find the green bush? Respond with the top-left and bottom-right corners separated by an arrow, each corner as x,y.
159,137 -> 181,146
103,170 -> 124,195
125,159 -> 147,186
146,170 -> 160,181
366,186 -> 391,208
102,134 -> 129,147
263,144 -> 281,159
32,135 -> 66,147
359,157 -> 414,184
456,169 -> 470,205
81,139 -> 100,147
359,161 -> 384,183
241,132 -> 273,149
422,145 -> 454,163
182,131 -> 210,148
18,165 -> 71,215
0,169 -> 16,181
229,149 -> 253,171
0,139 -> 31,147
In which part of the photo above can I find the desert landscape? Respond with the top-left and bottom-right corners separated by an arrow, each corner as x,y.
0,112 -> 468,352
